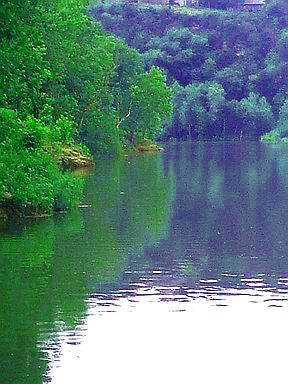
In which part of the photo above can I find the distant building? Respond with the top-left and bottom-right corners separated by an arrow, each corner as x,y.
176,0 -> 199,6
187,0 -> 199,6
242,0 -> 265,12
144,0 -> 167,4
136,0 -> 199,6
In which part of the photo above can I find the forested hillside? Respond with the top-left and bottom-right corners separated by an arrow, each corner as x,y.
91,0 -> 288,140
0,0 -> 171,216
2,0 -> 287,216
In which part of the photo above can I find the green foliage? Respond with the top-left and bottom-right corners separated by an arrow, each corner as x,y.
237,93 -> 274,138
0,108 -> 50,149
1,0 -> 171,154
215,66 -> 246,101
144,27 -> 209,84
0,146 -> 82,215
277,29 -> 288,61
52,116 -> 77,144
0,15 -> 49,117
82,109 -> 121,156
167,86 -> 274,140
92,3 -> 288,141
260,98 -> 288,142
275,99 -> 288,137
0,0 -> 172,215
166,81 -> 226,140
267,0 -> 288,28
199,0 -> 242,9
129,67 -> 172,142
261,130 -> 280,143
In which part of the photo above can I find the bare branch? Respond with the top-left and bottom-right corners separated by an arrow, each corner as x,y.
117,101 -> 132,129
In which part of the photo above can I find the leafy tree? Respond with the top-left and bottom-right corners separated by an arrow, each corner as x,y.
236,93 -> 274,139
144,28 -> 209,85
277,29 -> 288,61
276,99 -> 288,137
267,0 -> 288,28
128,67 -> 172,143
92,2 -> 288,141
0,0 -> 172,215
166,82 -> 226,140
199,0 -> 243,9
254,51 -> 285,103
215,66 -> 247,101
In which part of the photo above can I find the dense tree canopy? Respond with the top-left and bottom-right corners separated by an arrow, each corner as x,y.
2,0 -> 288,214
91,1 -> 288,141
198,0 -> 243,9
0,0 -> 172,215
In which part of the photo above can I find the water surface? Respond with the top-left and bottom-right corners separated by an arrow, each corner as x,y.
1,142 -> 288,383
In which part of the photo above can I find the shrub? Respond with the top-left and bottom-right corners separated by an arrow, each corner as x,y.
52,116 -> 77,145
260,130 -> 280,143
0,108 -> 50,149
276,99 -> 288,138
0,145 -> 82,216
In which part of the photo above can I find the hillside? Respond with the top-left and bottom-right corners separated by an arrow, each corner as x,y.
91,1 -> 288,140
0,0 -> 172,217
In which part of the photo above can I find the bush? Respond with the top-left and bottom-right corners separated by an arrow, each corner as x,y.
276,99 -> 288,137
260,130 -> 280,143
0,108 -> 50,149
52,116 -> 76,145
237,93 -> 274,139
0,145 -> 82,216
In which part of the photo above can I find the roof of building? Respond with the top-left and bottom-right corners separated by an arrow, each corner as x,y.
243,0 -> 265,5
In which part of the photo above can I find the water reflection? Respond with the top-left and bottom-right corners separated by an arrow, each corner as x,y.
0,213 -> 86,384
0,152 -> 175,384
1,143 -> 288,384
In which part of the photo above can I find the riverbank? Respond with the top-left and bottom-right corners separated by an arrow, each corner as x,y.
0,0 -> 172,220
124,139 -> 163,155
91,2 -> 287,141
0,144 -> 94,219
0,140 -> 164,219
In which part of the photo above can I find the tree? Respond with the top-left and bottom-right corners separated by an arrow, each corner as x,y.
276,99 -> 288,137
237,93 -> 274,139
277,29 -> 288,61
128,67 -> 172,143
215,66 -> 247,101
143,28 -> 209,85
0,0 -> 173,215
166,82 -> 226,140
267,0 -> 288,28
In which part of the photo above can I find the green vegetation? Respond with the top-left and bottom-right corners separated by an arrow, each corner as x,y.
261,99 -> 288,143
91,0 -> 288,141
197,0 -> 243,8
3,0 -> 288,215
0,0 -> 172,216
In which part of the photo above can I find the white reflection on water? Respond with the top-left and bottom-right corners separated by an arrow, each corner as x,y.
45,141 -> 288,383
47,286 -> 288,384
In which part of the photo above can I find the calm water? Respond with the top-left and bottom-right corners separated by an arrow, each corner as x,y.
1,142 -> 288,384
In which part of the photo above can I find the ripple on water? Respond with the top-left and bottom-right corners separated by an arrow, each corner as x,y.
83,272 -> 288,315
